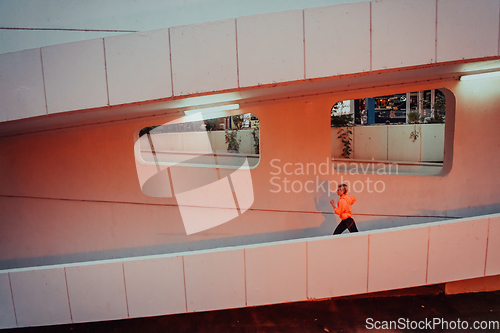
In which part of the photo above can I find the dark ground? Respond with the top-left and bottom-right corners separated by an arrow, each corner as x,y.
4,287 -> 500,332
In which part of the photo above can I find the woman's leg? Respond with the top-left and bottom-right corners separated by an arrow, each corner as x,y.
333,220 -> 348,234
346,217 -> 358,233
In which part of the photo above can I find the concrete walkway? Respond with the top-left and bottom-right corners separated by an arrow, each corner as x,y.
5,287 -> 499,332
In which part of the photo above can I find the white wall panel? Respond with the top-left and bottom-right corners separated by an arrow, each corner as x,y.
65,262 -> 128,323
0,29 -> 125,56
0,273 -> 16,329
246,242 -> 306,306
372,0 -> 436,70
184,249 -> 245,312
368,227 -> 429,292
0,0 -> 365,55
387,125 -> 421,162
304,2 -> 370,78
181,132 -> 213,153
352,125 -> 388,161
427,219 -> 489,284
335,124 -> 445,162
1,215 -> 499,328
485,216 -> 500,276
237,10 -> 304,87
307,234 -> 368,299
437,0 -> 500,62
0,48 -> 46,122
105,29 -> 172,105
41,38 -> 108,114
420,124 -> 445,162
124,256 -> 186,317
10,268 -> 71,327
171,19 -> 238,96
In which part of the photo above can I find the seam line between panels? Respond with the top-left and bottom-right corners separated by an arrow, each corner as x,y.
182,256 -> 188,312
484,218 -> 491,276
102,39 -> 110,106
168,28 -> 175,97
8,273 -> 18,327
121,263 -> 130,318
39,48 -> 49,116
64,268 -> 74,323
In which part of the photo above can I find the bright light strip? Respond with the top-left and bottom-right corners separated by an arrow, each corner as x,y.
460,71 -> 500,81
184,103 -> 239,115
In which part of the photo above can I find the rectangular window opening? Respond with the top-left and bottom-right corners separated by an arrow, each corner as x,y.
138,113 -> 260,170
331,89 -> 450,176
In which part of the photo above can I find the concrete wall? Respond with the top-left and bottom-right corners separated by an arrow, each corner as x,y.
332,124 -> 445,162
2,0 -> 500,121
1,76 -> 500,269
0,0 -> 366,55
0,213 -> 498,329
1,0 -> 500,270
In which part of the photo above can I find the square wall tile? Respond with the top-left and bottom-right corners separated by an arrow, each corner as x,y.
368,227 -> 429,292
308,234 -> 368,299
0,48 -> 46,122
105,29 -> 172,105
10,268 -> 71,327
420,123 -> 445,162
184,249 -> 245,312
387,125 -> 421,162
66,262 -> 128,323
486,216 -> 500,276
428,219 -> 489,284
246,242 -> 306,306
437,0 -> 500,62
305,2 -> 370,79
124,256 -> 186,317
353,125 -> 388,160
171,19 -> 238,96
0,273 -> 16,329
237,10 -> 304,87
42,38 -> 108,113
372,0 -> 436,70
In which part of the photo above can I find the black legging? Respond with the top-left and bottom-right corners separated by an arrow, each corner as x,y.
333,217 -> 358,234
